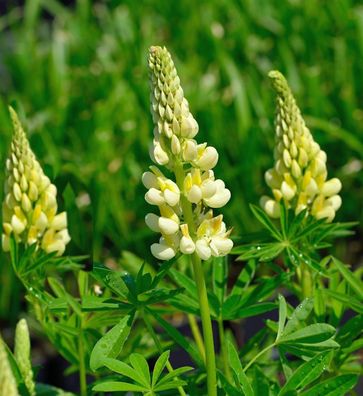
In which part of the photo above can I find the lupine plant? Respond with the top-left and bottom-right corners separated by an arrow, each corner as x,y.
0,46 -> 362,396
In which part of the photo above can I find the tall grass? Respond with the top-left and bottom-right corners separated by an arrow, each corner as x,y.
0,0 -> 362,317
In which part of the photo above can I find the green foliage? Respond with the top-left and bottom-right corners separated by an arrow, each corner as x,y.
0,1 -> 362,395
93,351 -> 192,395
90,315 -> 133,371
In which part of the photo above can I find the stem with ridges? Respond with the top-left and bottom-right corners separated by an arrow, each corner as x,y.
78,318 -> 87,396
218,317 -> 230,380
174,163 -> 217,396
187,314 -> 206,362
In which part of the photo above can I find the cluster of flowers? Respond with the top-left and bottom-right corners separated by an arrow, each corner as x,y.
143,46 -> 233,260
2,108 -> 70,256
261,71 -> 342,222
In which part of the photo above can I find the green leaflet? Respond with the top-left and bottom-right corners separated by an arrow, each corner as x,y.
279,351 -> 332,395
90,314 -> 133,371
227,339 -> 254,396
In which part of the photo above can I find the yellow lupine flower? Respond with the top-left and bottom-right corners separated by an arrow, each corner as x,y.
14,319 -> 35,396
0,336 -> 19,396
261,71 -> 342,222
145,47 -> 232,260
148,46 -> 218,169
2,108 -> 70,256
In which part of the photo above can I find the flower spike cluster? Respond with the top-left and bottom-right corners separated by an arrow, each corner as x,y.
2,108 -> 71,256
144,46 -> 232,260
261,71 -> 342,222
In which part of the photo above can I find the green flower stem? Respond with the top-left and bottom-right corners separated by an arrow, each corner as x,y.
78,318 -> 87,396
143,311 -> 187,396
187,314 -> 206,362
243,343 -> 275,372
296,262 -> 313,299
78,271 -> 88,396
174,163 -> 217,396
218,317 -> 230,381
301,262 -> 313,298
189,253 -> 217,396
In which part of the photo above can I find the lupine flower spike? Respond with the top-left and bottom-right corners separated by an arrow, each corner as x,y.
261,71 -> 342,222
2,107 -> 71,256
14,319 -> 35,396
0,336 -> 19,396
144,46 -> 233,260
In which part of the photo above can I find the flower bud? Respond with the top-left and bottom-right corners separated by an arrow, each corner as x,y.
0,336 -> 19,396
321,178 -> 342,197
260,196 -> 280,218
179,224 -> 195,254
15,319 -> 35,396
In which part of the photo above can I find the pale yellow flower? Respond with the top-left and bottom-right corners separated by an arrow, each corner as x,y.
2,108 -> 70,256
145,47 -> 232,260
14,319 -> 35,396
261,71 -> 342,222
0,336 -> 19,396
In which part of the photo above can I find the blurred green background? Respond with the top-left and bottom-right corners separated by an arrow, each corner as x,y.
0,0 -> 362,318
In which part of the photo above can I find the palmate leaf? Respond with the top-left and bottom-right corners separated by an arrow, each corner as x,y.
278,351 -> 333,395
152,351 -> 170,387
335,314 -> 363,348
155,366 -> 192,387
168,268 -> 220,318
93,381 -> 148,392
290,216 -> 326,242
234,242 -> 285,262
323,289 -> 363,314
35,383 -> 76,395
212,256 -> 228,304
139,287 -> 184,305
252,367 -> 270,396
90,314 -> 134,371
278,324 -> 336,344
168,293 -> 200,315
299,374 -> 358,396
222,273 -> 285,320
227,339 -> 254,396
149,309 -> 204,366
239,328 -> 269,359
223,302 -> 277,321
91,262 -> 130,299
154,380 -> 188,392
129,353 -> 151,386
310,222 -> 357,244
249,204 -> 282,241
279,339 -> 339,359
103,358 -> 147,385
283,298 -> 314,335
94,352 -> 192,394
81,295 -> 131,312
277,294 -> 287,341
240,273 -> 288,308
230,259 -> 257,295
218,372 -> 243,396
286,247 -> 329,276
331,257 -> 363,300
169,268 -> 198,300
